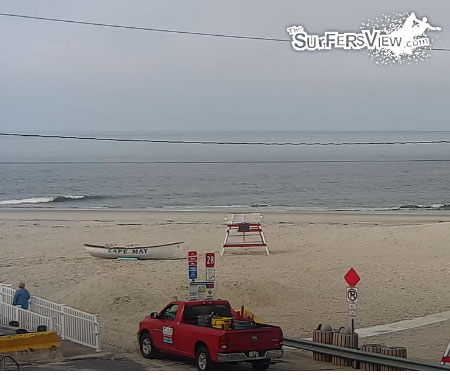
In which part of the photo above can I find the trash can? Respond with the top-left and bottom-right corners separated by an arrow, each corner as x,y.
380,346 -> 407,371
332,327 -> 358,367
360,344 -> 383,370
312,324 -> 334,362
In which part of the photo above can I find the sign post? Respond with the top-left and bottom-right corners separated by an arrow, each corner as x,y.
187,251 -> 217,300
205,252 -> 215,281
344,267 -> 360,368
189,281 -> 215,300
188,251 -> 198,281
205,253 -> 215,298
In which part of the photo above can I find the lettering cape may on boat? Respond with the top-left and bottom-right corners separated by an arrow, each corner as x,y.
84,242 -> 185,260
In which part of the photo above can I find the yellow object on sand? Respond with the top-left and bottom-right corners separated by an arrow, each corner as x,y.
0,331 -> 61,353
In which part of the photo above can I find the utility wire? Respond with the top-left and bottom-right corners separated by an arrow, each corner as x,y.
3,160 -> 450,164
0,14 -> 448,147
0,12 -> 288,43
0,12 -> 449,51
1,132 -> 450,146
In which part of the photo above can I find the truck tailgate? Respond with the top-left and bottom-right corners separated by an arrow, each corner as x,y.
225,326 -> 282,352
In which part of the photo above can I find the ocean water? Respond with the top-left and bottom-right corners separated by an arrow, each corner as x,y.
1,131 -> 450,211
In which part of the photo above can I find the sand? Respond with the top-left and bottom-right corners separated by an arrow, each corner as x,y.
1,210 -> 450,358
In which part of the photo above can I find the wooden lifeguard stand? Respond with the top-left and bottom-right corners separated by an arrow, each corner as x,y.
221,213 -> 269,256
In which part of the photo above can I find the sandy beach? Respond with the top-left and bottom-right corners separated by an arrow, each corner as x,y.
1,210 -> 450,358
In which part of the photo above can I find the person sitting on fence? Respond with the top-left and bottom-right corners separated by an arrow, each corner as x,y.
12,282 -> 30,310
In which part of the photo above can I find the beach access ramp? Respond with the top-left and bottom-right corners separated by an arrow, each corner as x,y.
0,284 -> 100,352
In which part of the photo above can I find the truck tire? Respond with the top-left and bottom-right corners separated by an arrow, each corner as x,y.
251,360 -> 270,371
196,346 -> 213,371
139,332 -> 159,359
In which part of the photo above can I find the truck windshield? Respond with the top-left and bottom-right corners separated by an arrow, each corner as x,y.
183,304 -> 232,322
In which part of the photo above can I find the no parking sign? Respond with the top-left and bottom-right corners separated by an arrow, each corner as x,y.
346,287 -> 358,303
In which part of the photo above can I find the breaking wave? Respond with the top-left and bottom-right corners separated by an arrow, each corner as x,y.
0,195 -> 96,205
397,203 -> 450,210
331,203 -> 450,212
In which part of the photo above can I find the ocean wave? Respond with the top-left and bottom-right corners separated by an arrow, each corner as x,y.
0,195 -> 93,205
331,204 -> 450,212
159,204 -> 249,210
398,203 -> 450,210
1,196 -> 450,212
142,203 -> 450,212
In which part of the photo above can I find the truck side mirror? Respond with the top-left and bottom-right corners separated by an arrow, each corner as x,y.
150,312 -> 159,319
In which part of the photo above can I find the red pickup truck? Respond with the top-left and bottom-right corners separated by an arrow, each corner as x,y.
137,300 -> 283,370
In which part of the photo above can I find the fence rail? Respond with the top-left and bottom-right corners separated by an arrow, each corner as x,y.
0,302 -> 54,332
283,337 -> 450,371
0,284 -> 100,351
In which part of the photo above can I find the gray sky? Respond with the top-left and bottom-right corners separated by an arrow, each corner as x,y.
0,0 -> 449,132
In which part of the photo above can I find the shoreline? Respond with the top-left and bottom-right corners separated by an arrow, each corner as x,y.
2,207 -> 450,217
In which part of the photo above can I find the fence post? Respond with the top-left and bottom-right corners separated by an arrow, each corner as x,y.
28,293 -> 34,313
60,305 -> 66,340
14,306 -> 20,324
0,284 -> 7,303
95,314 -> 101,352
50,316 -> 57,332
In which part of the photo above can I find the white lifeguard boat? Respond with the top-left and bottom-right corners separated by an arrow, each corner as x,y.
84,242 -> 185,260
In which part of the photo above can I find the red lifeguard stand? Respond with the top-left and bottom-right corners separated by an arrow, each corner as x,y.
221,213 -> 269,256
441,341 -> 450,365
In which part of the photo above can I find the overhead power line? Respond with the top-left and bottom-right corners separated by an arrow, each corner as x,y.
0,12 -> 449,51
1,132 -> 450,146
0,12 -> 288,43
3,160 -> 450,164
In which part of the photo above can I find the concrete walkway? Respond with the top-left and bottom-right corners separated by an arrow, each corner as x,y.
357,309 -> 450,338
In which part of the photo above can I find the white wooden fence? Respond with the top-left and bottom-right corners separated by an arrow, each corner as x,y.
0,284 -> 100,351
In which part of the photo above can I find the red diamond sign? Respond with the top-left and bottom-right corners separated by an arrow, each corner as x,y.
344,268 -> 360,287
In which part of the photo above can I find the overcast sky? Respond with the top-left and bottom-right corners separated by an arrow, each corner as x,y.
0,0 -> 449,132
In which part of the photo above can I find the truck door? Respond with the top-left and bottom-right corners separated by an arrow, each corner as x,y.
176,304 -> 199,358
157,303 -> 180,354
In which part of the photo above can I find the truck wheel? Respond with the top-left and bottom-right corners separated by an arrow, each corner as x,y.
251,360 -> 270,371
196,346 -> 213,371
140,332 -> 158,359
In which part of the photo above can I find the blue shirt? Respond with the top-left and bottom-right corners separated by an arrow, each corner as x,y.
13,288 -> 30,310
